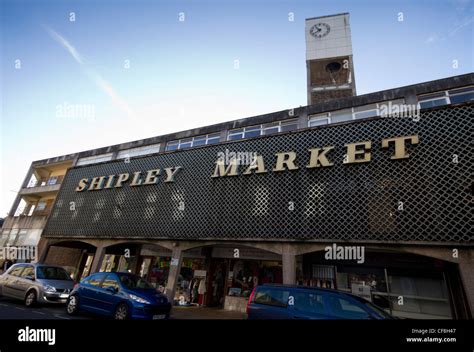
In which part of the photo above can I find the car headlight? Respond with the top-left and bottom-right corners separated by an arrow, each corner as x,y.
44,285 -> 57,293
129,294 -> 150,304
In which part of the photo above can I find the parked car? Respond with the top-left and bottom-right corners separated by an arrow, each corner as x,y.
0,263 -> 75,307
66,272 -> 171,320
247,284 -> 394,320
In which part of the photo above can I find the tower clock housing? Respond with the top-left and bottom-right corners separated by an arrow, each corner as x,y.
305,13 -> 357,105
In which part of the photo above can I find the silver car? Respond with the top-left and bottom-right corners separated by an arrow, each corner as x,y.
0,263 -> 75,307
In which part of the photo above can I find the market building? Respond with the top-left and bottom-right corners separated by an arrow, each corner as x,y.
1,13 -> 473,319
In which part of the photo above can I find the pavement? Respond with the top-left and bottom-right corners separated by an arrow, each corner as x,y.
171,306 -> 247,320
0,296 -> 246,320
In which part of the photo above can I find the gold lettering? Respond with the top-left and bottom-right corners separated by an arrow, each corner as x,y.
243,155 -> 267,175
381,135 -> 419,159
75,178 -> 89,192
211,159 -> 239,177
114,173 -> 130,188
143,169 -> 161,185
130,171 -> 143,186
344,141 -> 371,164
164,166 -> 182,182
103,175 -> 116,189
306,147 -> 334,168
273,152 -> 299,172
88,176 -> 106,191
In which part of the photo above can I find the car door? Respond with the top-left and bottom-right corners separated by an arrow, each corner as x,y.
326,293 -> 374,319
249,286 -> 292,319
95,274 -> 122,315
2,265 -> 26,299
17,265 -> 35,299
288,289 -> 333,319
78,273 -> 106,313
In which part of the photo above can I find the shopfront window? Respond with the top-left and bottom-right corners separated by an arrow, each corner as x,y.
227,260 -> 282,298
387,272 -> 452,319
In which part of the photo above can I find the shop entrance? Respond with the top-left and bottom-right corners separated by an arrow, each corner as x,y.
174,245 -> 282,312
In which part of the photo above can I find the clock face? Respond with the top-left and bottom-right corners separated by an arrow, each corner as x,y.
310,22 -> 331,38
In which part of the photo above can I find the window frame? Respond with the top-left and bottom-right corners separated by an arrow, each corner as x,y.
166,133 -> 222,151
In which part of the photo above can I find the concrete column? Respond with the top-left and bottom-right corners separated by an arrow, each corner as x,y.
36,238 -> 51,263
282,244 -> 297,285
89,245 -> 106,274
164,246 -> 183,302
458,261 -> 474,317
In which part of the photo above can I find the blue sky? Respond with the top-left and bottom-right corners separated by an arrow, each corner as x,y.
0,0 -> 473,216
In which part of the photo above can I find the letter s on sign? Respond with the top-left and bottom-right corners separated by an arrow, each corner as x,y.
75,178 -> 89,192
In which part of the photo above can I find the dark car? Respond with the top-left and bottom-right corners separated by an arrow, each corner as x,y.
247,284 -> 394,320
66,272 -> 171,320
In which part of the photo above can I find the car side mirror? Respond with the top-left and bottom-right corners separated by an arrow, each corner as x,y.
25,275 -> 35,281
106,286 -> 118,294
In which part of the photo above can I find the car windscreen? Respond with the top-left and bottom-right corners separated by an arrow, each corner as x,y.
351,295 -> 393,319
119,274 -> 153,290
36,266 -> 72,280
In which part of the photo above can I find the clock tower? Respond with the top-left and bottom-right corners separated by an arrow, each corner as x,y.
306,13 -> 357,105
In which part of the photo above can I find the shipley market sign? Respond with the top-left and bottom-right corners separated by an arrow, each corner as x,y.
75,135 -> 419,192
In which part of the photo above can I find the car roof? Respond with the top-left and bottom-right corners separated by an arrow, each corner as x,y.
9,263 -> 65,269
257,284 -> 361,299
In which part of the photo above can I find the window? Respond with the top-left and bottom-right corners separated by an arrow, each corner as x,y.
179,138 -> 193,149
308,115 -> 330,127
102,274 -> 120,290
14,230 -> 28,246
0,230 -> 10,246
20,266 -> 35,279
165,141 -> 179,151
37,266 -> 72,280
353,103 -> 379,120
192,136 -> 207,147
418,92 -> 449,109
448,86 -> 474,104
244,126 -> 261,138
253,287 -> 290,308
330,109 -> 353,123
76,153 -> 113,166
47,176 -> 58,185
83,274 -> 103,286
262,122 -> 279,135
262,119 -> 298,135
206,133 -> 221,144
6,229 -> 18,246
294,292 -> 326,314
117,144 -> 161,159
36,201 -> 47,211
229,119 -> 298,140
227,128 -> 244,141
166,133 -> 221,151
8,266 -> 25,277
327,296 -> 370,319
280,119 -> 298,132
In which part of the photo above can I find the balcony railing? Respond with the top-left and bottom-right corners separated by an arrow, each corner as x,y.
26,175 -> 64,188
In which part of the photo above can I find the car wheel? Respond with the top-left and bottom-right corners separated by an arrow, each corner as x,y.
25,290 -> 37,307
66,295 -> 79,315
114,303 -> 129,320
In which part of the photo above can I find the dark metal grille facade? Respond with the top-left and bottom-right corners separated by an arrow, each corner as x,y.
43,104 -> 473,244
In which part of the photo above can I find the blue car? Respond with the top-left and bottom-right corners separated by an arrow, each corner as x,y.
247,284 -> 394,320
66,272 -> 171,320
